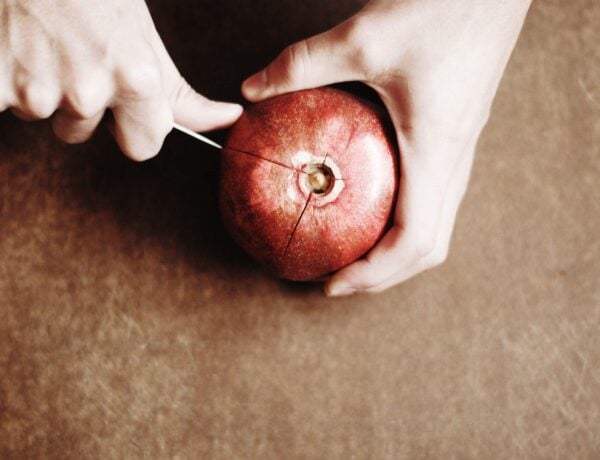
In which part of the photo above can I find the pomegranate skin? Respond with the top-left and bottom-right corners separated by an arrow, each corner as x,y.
219,88 -> 398,281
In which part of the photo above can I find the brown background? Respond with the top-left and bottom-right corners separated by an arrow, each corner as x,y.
1,0 -> 599,458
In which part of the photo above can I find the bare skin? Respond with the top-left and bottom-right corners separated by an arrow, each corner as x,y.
0,0 -> 242,160
0,0 -> 532,295
243,0 -> 533,296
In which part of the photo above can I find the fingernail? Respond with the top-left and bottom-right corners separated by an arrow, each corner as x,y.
325,281 -> 356,297
242,71 -> 267,99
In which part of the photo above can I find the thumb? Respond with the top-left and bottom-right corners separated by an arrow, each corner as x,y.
171,78 -> 243,132
149,27 -> 243,132
242,22 -> 362,102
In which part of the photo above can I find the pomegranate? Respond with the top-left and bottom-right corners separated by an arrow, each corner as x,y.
219,88 -> 398,281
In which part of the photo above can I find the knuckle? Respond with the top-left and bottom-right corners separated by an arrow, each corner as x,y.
120,116 -> 172,162
352,258 -> 386,291
117,62 -> 161,100
427,246 -> 449,268
21,85 -> 58,119
415,235 -> 437,261
353,45 -> 382,80
277,41 -> 310,85
344,17 -> 381,76
160,112 -> 175,137
122,143 -> 159,162
149,108 -> 174,141
66,84 -> 103,119
171,77 -> 193,106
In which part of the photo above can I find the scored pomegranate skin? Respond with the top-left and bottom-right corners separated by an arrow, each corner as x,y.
219,87 -> 398,281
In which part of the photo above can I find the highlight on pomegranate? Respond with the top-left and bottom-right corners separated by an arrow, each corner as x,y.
219,88 -> 398,281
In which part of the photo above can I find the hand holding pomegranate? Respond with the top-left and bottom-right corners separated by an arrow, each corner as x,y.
220,88 -> 398,282
243,0 -> 532,295
0,0 -> 241,160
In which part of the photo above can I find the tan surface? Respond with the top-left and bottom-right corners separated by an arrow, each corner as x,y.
1,1 -> 599,458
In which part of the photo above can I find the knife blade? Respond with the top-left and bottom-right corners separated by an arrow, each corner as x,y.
173,123 -> 222,150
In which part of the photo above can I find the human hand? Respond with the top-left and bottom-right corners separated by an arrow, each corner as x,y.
0,0 -> 242,160
242,0 -> 531,295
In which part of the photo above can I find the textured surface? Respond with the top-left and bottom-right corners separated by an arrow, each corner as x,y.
221,88 -> 397,281
1,0 -> 599,459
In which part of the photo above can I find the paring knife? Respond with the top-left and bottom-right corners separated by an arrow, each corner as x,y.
173,123 -> 222,150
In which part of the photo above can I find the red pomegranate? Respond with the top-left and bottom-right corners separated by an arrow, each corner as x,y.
219,88 -> 398,281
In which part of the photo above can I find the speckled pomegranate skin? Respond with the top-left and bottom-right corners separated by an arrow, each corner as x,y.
219,88 -> 398,281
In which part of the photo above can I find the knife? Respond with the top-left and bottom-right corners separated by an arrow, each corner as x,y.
173,123 -> 222,150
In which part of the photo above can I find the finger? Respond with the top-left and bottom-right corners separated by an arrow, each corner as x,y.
148,28 -> 242,132
60,71 -> 114,120
325,149 -> 452,296
326,139 -> 477,296
111,62 -> 173,161
241,20 -> 363,101
170,78 -> 242,132
52,110 -> 105,144
10,107 -> 36,121
364,148 -> 476,293
12,81 -> 61,120
112,95 -> 173,162
51,71 -> 112,143
0,72 -> 14,112
0,90 -> 11,112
